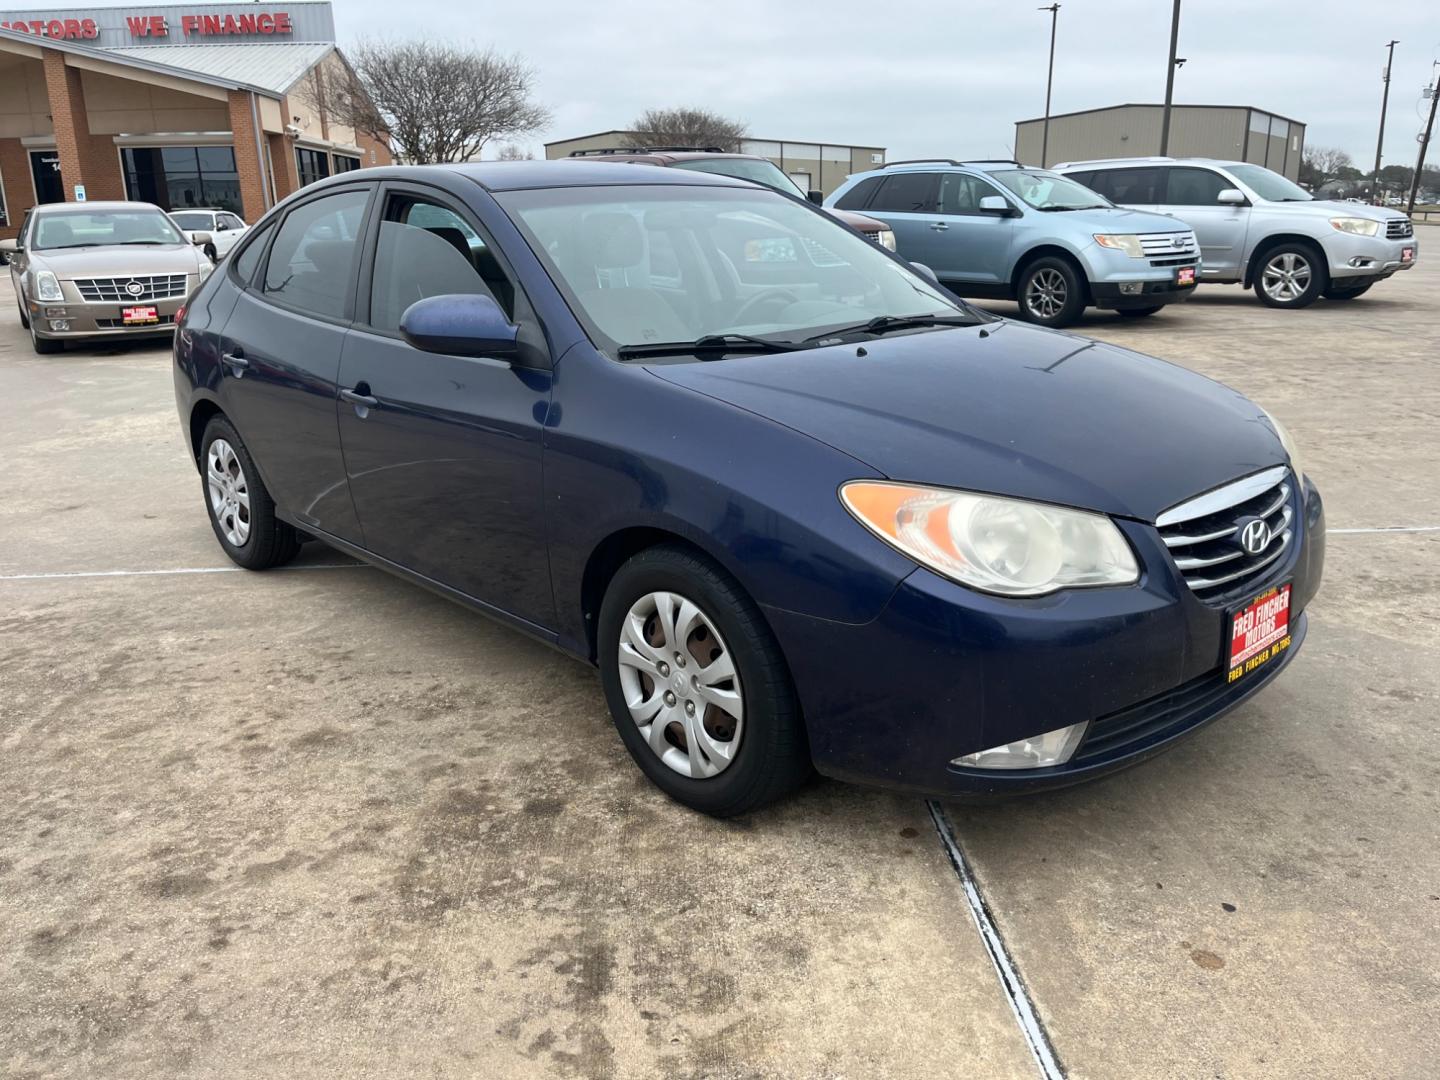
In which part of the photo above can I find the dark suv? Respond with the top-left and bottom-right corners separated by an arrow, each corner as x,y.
564,146 -> 895,250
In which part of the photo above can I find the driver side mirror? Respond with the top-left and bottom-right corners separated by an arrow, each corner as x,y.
401,293 -> 519,358
909,261 -> 940,285
978,195 -> 1014,216
190,230 -> 213,246
0,237 -> 19,256
807,190 -> 824,205
1217,188 -> 1247,206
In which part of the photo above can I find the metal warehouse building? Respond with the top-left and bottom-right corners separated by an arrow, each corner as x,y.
0,1 -> 392,237
545,131 -> 887,197
1015,104 -> 1306,181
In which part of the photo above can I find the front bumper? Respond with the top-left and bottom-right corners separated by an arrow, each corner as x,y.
1090,277 -> 1198,310
1086,247 -> 1200,309
765,475 -> 1325,797
1322,230 -> 1418,280
27,280 -> 193,339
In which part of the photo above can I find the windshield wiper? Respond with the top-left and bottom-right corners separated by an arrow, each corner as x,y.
801,313 -> 978,344
616,333 -> 805,360
115,240 -> 170,245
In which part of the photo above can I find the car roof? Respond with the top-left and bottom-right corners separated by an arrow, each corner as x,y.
561,149 -> 772,166
306,161 -> 753,193
845,159 -> 1039,180
1053,156 -> 1244,170
32,200 -> 169,214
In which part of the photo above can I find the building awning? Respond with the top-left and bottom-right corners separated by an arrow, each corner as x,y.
108,41 -> 333,95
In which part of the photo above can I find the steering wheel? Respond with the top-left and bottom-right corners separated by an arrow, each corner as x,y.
731,288 -> 800,326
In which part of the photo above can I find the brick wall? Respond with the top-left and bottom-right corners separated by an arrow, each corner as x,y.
266,130 -> 301,204
0,138 -> 29,241
41,52 -> 123,204
226,89 -> 271,224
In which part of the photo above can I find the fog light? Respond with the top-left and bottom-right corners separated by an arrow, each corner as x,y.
44,306 -> 68,317
1348,257 -> 1374,268
49,319 -> 71,332
1118,282 -> 1144,296
951,722 -> 1089,770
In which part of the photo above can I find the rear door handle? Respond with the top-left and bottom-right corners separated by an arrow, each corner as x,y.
930,222 -> 949,231
340,388 -> 379,409
221,350 -> 248,374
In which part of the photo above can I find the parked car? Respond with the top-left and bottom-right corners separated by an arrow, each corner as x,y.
1056,157 -> 1418,306
169,208 -> 248,260
174,162 -> 1322,816
825,160 -> 1200,327
564,146 -> 897,250
2,201 -> 214,354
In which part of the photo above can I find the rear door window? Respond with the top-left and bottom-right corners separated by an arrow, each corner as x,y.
868,172 -> 938,213
263,188 -> 370,320
1089,168 -> 1163,204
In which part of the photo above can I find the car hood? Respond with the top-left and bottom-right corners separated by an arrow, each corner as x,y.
1060,205 -> 1192,233
32,244 -> 202,277
646,321 -> 1286,523
825,207 -> 887,234
1285,199 -> 1409,222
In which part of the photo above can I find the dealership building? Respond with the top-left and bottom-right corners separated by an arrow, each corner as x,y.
1015,103 -> 1306,180
545,131 -> 887,197
0,1 -> 391,237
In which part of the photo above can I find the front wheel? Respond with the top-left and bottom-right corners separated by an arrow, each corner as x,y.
1323,282 -> 1372,301
1254,243 -> 1326,308
1017,256 -> 1086,327
30,321 -> 63,354
597,546 -> 810,817
199,416 -> 301,570
1118,305 -> 1165,318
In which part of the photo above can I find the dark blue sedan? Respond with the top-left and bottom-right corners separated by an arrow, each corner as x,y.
173,162 -> 1324,816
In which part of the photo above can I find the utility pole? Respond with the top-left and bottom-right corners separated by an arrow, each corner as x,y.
1038,4 -> 1060,167
1373,40 -> 1399,202
1159,0 -> 1182,155
1407,73 -> 1438,215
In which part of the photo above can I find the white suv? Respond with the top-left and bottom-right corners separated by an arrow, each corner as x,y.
1056,157 -> 1417,308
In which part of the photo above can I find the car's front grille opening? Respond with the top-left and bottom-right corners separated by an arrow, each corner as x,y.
1155,466 -> 1293,601
76,274 -> 189,303
1148,255 -> 1199,268
94,314 -> 176,329
1386,219 -> 1413,240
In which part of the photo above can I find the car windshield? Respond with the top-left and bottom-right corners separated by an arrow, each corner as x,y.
498,184 -> 973,356
169,211 -> 213,230
990,169 -> 1112,210
670,158 -> 808,198
33,209 -> 186,249
1226,164 -> 1312,202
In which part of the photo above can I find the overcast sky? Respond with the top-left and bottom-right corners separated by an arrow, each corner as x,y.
337,0 -> 1439,166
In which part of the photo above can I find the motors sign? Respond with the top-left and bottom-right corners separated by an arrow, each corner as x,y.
2,9 -> 293,38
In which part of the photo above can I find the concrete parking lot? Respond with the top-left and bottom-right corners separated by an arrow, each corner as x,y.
2,263 -> 1437,1079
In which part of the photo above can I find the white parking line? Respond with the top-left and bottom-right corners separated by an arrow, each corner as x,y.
0,563 -> 365,581
1326,526 -> 1440,535
927,800 -> 1065,1080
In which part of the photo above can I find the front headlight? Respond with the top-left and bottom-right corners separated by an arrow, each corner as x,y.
841,481 -> 1139,597
1259,407 -> 1305,483
876,229 -> 897,251
33,270 -> 64,302
1093,233 -> 1145,258
1329,216 -> 1379,237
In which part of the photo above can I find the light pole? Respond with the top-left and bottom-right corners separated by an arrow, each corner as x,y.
1407,74 -> 1438,215
1159,0 -> 1182,155
1038,4 -> 1060,167
1373,40 -> 1399,202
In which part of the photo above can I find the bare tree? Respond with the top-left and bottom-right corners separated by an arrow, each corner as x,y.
627,107 -> 747,151
325,40 -> 549,164
495,143 -> 535,161
1300,145 -> 1354,187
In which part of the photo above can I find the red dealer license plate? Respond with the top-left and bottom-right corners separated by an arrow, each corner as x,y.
1227,583 -> 1292,683
122,305 -> 158,325
1176,266 -> 1196,286
1401,247 -> 1415,263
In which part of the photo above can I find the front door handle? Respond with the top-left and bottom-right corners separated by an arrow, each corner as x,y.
340,387 -> 379,409
221,350 -> 248,374
930,222 -> 949,231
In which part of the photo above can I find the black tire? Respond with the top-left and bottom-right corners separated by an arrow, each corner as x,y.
16,292 -> 30,330
203,244 -> 218,264
1118,305 -> 1165,318
30,322 -> 63,354
1252,241 -> 1327,309
199,415 -> 301,570
597,545 -> 810,817
1016,255 -> 1087,328
1323,282 -> 1372,301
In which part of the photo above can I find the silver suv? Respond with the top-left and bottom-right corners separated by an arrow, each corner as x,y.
1055,157 -> 1417,308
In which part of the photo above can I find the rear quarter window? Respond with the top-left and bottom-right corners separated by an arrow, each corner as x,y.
833,176 -> 883,211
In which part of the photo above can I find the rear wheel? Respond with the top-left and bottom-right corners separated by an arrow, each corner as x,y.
1253,243 -> 1326,308
200,416 -> 301,570
1017,256 -> 1086,328
597,546 -> 810,817
1118,305 -> 1165,318
1323,282 -> 1372,301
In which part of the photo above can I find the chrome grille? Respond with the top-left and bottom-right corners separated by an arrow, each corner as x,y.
1386,219 -> 1413,240
74,274 -> 189,303
1139,231 -> 1198,262
1155,466 -> 1293,599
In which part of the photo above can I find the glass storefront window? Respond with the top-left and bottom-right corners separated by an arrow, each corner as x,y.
122,145 -> 241,215
333,154 -> 362,173
296,148 -> 331,187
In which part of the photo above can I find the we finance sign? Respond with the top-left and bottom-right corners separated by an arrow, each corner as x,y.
1,9 -> 294,39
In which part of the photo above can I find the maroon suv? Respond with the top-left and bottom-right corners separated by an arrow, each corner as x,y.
563,146 -> 895,249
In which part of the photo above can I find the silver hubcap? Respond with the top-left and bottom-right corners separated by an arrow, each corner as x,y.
1025,267 -> 1068,319
1261,252 -> 1312,302
206,438 -> 251,547
617,590 -> 744,779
